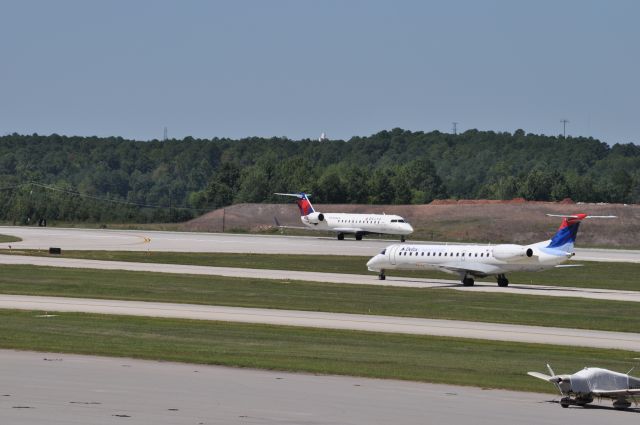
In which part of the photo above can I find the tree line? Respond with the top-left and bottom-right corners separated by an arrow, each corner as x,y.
0,129 -> 638,224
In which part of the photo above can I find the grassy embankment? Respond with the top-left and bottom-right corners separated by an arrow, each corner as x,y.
0,264 -> 638,333
0,234 -> 21,243
3,249 -> 639,291
1,309 -> 637,393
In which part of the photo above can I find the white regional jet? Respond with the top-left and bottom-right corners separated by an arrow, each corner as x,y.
528,364 -> 640,409
366,213 -> 614,286
275,192 -> 413,241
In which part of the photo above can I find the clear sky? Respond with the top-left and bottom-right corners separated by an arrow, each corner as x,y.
1,0 -> 639,144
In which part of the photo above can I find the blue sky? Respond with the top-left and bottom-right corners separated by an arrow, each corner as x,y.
1,1 -> 638,144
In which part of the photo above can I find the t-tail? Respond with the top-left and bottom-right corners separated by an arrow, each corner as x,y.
545,213 -> 616,252
274,192 -> 315,216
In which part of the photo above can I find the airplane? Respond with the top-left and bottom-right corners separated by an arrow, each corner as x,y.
366,213 -> 615,285
274,192 -> 413,241
528,364 -> 640,409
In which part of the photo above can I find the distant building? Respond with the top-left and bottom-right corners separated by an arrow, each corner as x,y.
319,132 -> 328,141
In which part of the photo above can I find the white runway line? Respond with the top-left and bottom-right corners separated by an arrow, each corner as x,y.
1,294 -> 639,351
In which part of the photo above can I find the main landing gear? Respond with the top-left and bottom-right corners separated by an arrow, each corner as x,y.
355,233 -> 363,241
497,274 -> 509,287
462,276 -> 475,286
337,233 -> 344,241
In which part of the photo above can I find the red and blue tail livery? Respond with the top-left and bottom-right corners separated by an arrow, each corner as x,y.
295,193 -> 315,216
546,213 -> 587,252
544,213 -> 616,252
274,192 -> 316,216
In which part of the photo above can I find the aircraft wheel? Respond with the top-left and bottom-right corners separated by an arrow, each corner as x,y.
400,236 -> 406,242
355,233 -> 363,241
378,272 -> 386,280
337,233 -> 344,241
497,276 -> 509,287
462,277 -> 474,286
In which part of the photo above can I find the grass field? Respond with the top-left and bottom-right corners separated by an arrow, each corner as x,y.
0,234 -> 21,243
4,249 -> 640,291
1,309 -> 637,393
1,264 -> 638,333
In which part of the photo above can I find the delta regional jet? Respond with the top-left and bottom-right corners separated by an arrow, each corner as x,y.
367,213 -> 615,286
275,192 -> 413,241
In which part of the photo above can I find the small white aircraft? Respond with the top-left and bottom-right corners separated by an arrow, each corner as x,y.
274,192 -> 413,241
366,213 -> 615,285
528,364 -> 640,409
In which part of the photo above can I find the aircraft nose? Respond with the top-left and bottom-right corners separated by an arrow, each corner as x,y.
367,255 -> 381,271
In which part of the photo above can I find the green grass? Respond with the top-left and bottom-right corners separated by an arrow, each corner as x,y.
1,264 -> 638,333
5,249 -> 640,291
0,234 -> 21,243
1,309 -> 636,393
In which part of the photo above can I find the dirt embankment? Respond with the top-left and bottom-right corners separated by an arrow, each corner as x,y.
181,200 -> 640,248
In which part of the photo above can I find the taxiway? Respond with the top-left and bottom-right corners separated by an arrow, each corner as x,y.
1,294 -> 639,351
1,226 -> 638,262
1,254 -> 638,302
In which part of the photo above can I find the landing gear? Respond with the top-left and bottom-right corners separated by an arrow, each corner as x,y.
337,233 -> 344,241
560,397 -> 571,408
497,274 -> 509,287
613,398 -> 631,410
400,236 -> 406,242
355,233 -> 363,241
378,271 -> 386,280
462,277 -> 475,286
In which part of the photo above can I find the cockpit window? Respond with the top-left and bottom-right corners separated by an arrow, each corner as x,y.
397,219 -> 405,223
390,219 -> 397,223
380,249 -> 386,255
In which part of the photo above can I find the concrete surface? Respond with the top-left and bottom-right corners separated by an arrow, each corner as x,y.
1,350 -> 637,425
0,226 -> 638,262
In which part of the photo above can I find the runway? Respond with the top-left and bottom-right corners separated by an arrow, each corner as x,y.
1,226 -> 638,262
4,350 -> 635,425
2,294 -> 639,351
2,253 -> 639,302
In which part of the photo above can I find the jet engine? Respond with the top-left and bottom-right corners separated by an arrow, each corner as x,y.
492,244 -> 534,261
305,212 -> 325,224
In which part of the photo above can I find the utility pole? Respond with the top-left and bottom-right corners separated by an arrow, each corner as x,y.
163,127 -> 168,141
452,122 -> 458,135
560,119 -> 569,138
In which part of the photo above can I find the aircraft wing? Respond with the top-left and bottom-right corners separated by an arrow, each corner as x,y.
435,262 -> 503,277
591,389 -> 640,397
332,227 -> 364,233
527,371 -> 555,382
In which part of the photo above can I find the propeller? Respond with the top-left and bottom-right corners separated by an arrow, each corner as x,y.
546,364 -> 568,396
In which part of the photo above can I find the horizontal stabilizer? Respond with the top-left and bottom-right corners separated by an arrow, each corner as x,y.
274,192 -> 310,199
546,214 -> 617,219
